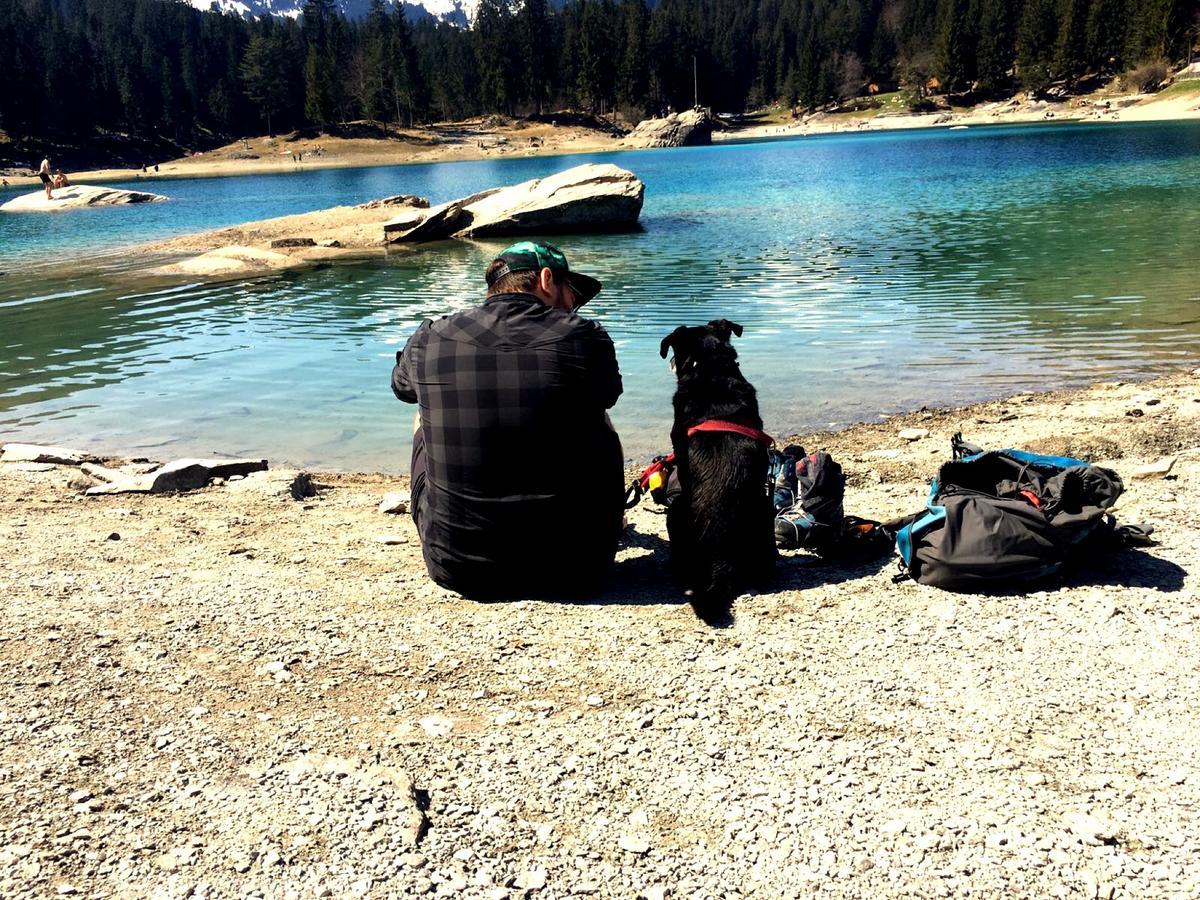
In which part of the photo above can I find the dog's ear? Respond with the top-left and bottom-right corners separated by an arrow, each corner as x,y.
708,319 -> 744,341
660,326 -> 689,359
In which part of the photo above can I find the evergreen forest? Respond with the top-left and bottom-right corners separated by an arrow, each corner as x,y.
0,0 -> 1196,147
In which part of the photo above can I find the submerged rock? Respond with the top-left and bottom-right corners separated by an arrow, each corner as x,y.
150,245 -> 318,278
1,185 -> 167,212
623,109 -> 713,149
384,164 -> 644,243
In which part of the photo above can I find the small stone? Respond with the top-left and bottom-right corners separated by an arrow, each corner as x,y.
898,428 -> 930,442
378,492 -> 410,515
401,853 -> 426,869
618,834 -> 651,854
263,660 -> 287,674
189,706 -> 209,717
1131,456 -> 1176,479
68,788 -> 92,803
105,532 -> 120,541
154,736 -> 170,750
154,852 -> 180,872
515,868 -> 547,891
375,534 -> 408,545
880,819 -> 907,835
641,888 -> 667,900
418,715 -> 454,737
56,886 -> 79,896
1063,811 -> 1118,843
585,695 -> 605,707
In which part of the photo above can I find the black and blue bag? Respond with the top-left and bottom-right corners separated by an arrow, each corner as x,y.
895,434 -> 1128,590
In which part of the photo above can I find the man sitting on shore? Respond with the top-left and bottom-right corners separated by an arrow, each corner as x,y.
391,242 -> 625,597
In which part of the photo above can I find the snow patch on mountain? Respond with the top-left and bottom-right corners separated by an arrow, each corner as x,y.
182,0 -> 477,24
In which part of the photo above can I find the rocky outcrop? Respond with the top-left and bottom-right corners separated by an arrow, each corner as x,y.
383,164 -> 644,243
0,184 -> 167,212
622,109 -> 713,149
0,443 -> 89,465
85,457 -> 268,495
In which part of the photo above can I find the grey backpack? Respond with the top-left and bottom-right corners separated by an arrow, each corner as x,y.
894,435 -> 1129,590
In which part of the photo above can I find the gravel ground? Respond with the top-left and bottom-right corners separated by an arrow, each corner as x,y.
2,372 -> 1199,899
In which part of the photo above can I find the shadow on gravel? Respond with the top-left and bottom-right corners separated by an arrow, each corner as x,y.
463,524 -> 688,608
772,549 -> 896,592
1061,546 -> 1187,593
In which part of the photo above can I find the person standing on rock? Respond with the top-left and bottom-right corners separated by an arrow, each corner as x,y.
38,157 -> 53,200
391,241 -> 625,598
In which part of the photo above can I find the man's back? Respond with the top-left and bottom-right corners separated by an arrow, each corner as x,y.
393,292 -> 624,595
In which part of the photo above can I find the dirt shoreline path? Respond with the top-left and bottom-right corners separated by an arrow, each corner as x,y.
2,370 -> 1199,898
5,87 -> 1197,191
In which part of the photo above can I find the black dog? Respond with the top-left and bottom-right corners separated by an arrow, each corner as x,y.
660,320 -> 777,623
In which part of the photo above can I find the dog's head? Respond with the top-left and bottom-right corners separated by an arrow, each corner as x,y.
659,320 -> 744,377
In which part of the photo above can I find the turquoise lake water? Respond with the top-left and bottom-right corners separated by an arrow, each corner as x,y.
1,121 -> 1199,469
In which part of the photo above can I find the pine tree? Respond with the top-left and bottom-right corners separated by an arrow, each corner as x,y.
1054,0 -> 1090,81
934,0 -> 975,91
362,0 -> 392,126
1085,0 -> 1129,72
1016,0 -> 1059,91
240,29 -> 292,135
975,0 -> 1015,94
617,0 -> 650,117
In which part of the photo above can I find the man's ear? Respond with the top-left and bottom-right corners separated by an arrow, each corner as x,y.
709,319 -> 744,341
538,267 -> 556,296
660,326 -> 688,359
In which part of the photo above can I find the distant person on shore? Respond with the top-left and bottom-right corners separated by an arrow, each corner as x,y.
391,242 -> 624,598
38,157 -> 53,200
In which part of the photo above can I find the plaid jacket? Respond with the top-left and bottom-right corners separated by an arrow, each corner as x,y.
392,292 -> 624,593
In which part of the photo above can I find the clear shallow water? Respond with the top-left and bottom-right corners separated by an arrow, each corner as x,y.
1,121 -> 1199,469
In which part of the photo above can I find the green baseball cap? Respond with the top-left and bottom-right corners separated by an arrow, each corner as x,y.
486,241 -> 603,306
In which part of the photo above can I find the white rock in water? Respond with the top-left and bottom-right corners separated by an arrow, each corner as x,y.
385,163 -> 644,242
1,443 -> 87,465
379,492 -> 410,514
460,164 -> 645,238
1,184 -> 167,212
1131,457 -> 1176,479
898,428 -> 930,442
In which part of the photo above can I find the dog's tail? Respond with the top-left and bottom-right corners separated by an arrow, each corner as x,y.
688,562 -> 737,626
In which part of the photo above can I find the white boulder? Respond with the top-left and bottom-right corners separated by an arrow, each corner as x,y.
1,185 -> 167,212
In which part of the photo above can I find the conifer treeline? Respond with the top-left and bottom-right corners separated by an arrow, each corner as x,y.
0,0 -> 1195,144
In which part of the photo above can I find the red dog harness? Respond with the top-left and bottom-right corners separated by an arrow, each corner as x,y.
624,419 -> 775,509
686,419 -> 775,446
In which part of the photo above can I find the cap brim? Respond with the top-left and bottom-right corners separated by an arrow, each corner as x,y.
566,272 -> 602,306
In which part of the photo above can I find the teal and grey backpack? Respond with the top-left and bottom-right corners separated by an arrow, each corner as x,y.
894,434 -> 1136,590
